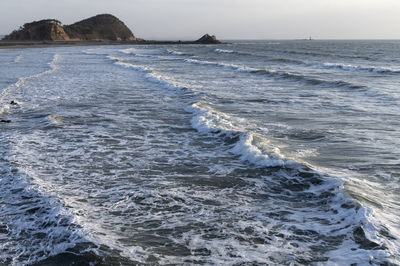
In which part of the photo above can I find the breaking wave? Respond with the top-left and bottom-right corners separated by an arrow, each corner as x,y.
184,58 -> 258,72
320,62 -> 400,73
0,167 -> 87,265
98,50 -> 393,265
215,49 -> 235,54
107,55 -> 190,92
183,99 -> 391,264
119,48 -> 159,59
0,53 -> 60,114
165,49 -> 193,56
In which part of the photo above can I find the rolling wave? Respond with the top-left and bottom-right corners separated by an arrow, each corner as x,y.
183,58 -> 366,90
320,63 -> 400,73
119,48 -> 136,54
109,54 -> 290,168
107,55 -> 152,73
112,49 -> 396,105
165,49 -> 193,56
184,100 -> 389,264
2,45 -> 394,264
213,49 -> 305,65
107,55 -> 191,92
100,51 -> 390,265
184,58 -> 258,72
119,48 -> 159,59
185,101 -> 292,168
215,49 -> 236,54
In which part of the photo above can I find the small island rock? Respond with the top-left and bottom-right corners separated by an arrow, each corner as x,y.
195,34 -> 221,44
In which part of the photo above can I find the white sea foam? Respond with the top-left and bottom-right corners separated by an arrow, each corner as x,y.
108,55 -> 189,92
14,54 -> 23,63
182,58 -> 369,90
186,101 -> 287,167
185,101 -> 241,134
114,60 -> 152,73
230,133 -> 285,167
119,48 -> 136,54
184,58 -> 257,72
134,53 -> 158,59
320,62 -> 400,73
119,48 -> 159,58
215,49 -> 235,54
82,48 -> 111,56
0,151 -> 86,265
0,53 -> 60,114
83,49 -> 95,55
324,206 -> 391,265
184,98 -> 392,263
1,44 -> 396,265
166,49 -> 185,55
0,53 -> 23,66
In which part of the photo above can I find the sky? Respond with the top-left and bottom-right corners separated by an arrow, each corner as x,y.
1,0 -> 400,40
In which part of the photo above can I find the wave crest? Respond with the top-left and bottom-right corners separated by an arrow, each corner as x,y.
215,49 -> 235,54
320,63 -> 400,73
186,101 -> 286,167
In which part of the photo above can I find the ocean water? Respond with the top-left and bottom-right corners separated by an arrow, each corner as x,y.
0,40 -> 399,265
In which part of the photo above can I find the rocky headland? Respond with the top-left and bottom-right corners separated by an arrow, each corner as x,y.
3,14 -> 136,42
1,14 -> 221,47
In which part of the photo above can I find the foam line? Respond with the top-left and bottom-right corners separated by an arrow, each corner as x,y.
183,58 -> 367,89
214,49 -> 235,54
320,62 -> 400,73
0,53 -> 60,113
107,55 -> 189,92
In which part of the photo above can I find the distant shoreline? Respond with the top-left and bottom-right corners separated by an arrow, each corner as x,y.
0,39 -> 220,49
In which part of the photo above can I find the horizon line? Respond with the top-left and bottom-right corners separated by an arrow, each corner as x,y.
1,33 -> 400,42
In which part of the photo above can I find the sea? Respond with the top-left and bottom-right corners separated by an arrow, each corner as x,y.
0,40 -> 399,265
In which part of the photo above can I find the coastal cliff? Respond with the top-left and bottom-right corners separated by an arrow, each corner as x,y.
3,19 -> 70,41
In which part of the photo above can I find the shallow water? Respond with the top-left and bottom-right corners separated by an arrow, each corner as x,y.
0,40 -> 399,265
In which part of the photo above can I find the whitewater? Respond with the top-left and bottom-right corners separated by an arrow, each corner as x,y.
0,40 -> 399,265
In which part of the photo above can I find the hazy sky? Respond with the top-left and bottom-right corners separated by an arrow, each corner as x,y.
1,0 -> 400,40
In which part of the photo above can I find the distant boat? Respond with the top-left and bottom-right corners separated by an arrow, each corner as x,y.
309,36 -> 312,41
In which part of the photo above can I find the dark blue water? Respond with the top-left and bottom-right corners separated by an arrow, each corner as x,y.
0,40 -> 399,265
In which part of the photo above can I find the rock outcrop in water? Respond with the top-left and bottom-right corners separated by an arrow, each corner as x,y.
3,14 -> 136,41
195,34 -> 221,44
